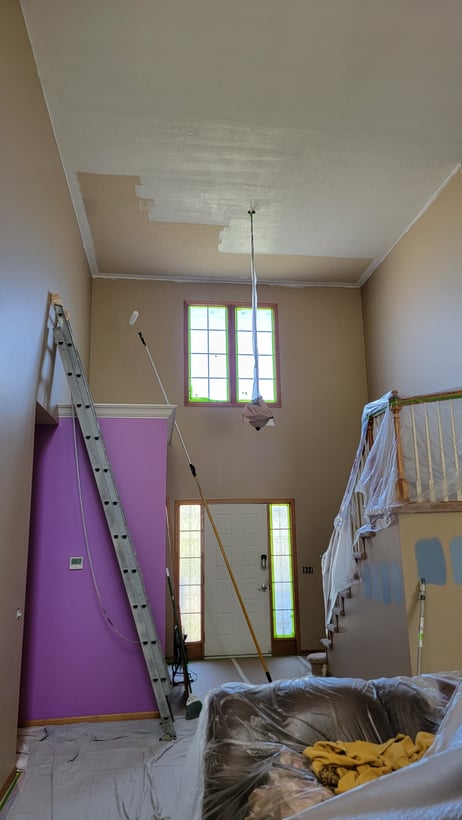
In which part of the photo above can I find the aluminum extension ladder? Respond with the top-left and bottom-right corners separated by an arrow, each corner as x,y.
51,295 -> 175,740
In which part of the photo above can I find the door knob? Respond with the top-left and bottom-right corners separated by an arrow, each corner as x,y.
258,583 -> 268,591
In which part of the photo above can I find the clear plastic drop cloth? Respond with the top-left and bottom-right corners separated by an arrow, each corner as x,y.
322,389 -> 462,629
288,680 -> 462,820
177,671 -> 462,820
355,403 -> 397,533
322,392 -> 395,627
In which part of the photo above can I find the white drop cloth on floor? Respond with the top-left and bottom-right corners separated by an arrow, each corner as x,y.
5,717 -> 197,820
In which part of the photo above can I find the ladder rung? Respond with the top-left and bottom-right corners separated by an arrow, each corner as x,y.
52,297 -> 175,740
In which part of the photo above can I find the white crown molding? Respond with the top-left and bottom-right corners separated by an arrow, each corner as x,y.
358,163 -> 462,287
92,271 -> 360,288
58,403 -> 177,444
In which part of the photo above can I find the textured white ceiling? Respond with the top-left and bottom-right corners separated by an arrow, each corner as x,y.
21,0 -> 462,284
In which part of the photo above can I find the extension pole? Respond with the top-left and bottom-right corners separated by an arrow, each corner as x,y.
130,314 -> 272,683
416,578 -> 426,675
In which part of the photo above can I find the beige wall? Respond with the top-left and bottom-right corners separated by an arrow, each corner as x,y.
89,278 -> 368,653
324,508 -> 462,679
356,170 -> 462,679
0,1 -> 90,790
362,169 -> 462,400
399,512 -> 462,675
327,525 -> 412,680
0,0 -> 458,795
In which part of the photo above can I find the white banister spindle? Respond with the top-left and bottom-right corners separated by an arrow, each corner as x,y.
436,403 -> 449,501
410,406 -> 422,502
424,407 -> 436,502
449,400 -> 462,500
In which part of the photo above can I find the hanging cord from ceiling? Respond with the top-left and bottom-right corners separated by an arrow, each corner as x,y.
71,406 -> 139,645
241,209 -> 276,430
249,208 -> 261,403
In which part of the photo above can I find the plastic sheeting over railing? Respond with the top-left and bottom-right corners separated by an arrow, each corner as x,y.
321,393 -> 396,628
322,388 -> 462,630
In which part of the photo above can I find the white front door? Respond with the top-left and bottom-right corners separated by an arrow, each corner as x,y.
204,503 -> 271,657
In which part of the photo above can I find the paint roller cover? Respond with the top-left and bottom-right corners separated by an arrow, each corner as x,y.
129,310 -> 139,325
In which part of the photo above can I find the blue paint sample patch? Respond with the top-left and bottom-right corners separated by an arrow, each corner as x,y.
389,561 -> 405,605
380,563 -> 392,605
362,563 -> 372,600
414,538 -> 447,585
369,563 -> 382,602
450,536 -> 462,584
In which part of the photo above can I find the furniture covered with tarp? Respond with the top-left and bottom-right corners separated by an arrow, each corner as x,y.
178,671 -> 462,819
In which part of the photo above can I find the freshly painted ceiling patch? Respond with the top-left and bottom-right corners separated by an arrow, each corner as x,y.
77,172 -> 371,284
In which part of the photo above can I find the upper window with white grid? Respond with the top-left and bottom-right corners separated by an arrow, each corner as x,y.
184,301 -> 280,406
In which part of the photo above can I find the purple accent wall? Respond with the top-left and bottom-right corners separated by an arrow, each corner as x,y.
19,415 -> 168,721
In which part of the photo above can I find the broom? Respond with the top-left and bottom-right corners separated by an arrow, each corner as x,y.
166,568 -> 202,719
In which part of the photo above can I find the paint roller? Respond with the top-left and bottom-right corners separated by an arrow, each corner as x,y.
128,310 -> 273,683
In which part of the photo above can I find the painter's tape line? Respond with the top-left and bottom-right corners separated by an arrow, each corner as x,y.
231,657 -> 252,684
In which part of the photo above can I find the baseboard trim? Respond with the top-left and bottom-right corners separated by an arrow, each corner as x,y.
20,710 -> 160,727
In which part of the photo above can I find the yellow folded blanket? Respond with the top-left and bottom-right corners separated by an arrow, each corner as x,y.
303,732 -> 434,793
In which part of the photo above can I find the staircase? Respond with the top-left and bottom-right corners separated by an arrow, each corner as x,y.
319,388 -> 462,678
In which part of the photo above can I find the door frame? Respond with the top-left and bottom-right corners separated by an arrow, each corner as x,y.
175,497 -> 300,659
